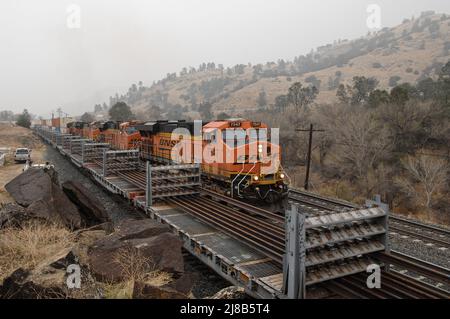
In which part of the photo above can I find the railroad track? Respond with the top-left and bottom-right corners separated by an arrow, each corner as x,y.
389,215 -> 450,249
382,251 -> 450,288
326,250 -> 450,299
288,188 -> 357,214
326,270 -> 449,299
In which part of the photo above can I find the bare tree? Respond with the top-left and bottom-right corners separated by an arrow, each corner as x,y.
330,108 -> 392,196
377,101 -> 438,151
396,153 -> 448,208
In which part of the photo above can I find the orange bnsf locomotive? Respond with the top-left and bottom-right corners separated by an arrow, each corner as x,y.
69,120 -> 142,149
67,121 -> 86,136
136,119 -> 288,203
97,121 -> 142,150
67,121 -> 101,141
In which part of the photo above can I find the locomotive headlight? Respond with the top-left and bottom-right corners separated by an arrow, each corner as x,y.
280,173 -> 285,179
258,144 -> 263,153
253,176 -> 259,181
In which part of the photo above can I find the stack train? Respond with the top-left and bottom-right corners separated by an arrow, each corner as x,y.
66,118 -> 288,203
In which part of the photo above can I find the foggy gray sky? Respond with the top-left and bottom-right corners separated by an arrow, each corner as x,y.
1,0 -> 449,117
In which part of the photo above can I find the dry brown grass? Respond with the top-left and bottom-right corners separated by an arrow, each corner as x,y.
0,221 -> 73,283
101,279 -> 135,299
101,246 -> 172,299
101,271 -> 173,299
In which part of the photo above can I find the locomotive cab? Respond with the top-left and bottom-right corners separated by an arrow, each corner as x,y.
202,119 -> 288,203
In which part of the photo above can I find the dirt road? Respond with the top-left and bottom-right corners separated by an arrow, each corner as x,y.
0,123 -> 47,203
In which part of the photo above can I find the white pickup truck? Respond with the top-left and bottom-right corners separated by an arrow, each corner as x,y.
14,148 -> 31,163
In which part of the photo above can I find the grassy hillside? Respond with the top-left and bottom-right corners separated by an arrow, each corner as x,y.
105,12 -> 450,118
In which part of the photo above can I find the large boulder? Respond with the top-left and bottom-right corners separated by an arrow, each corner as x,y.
0,268 -> 65,299
0,229 -> 109,299
62,181 -> 111,226
0,202 -> 34,229
5,168 -> 83,229
88,219 -> 184,282
26,197 -> 82,230
0,249 -> 74,299
4,167 -> 57,207
72,226 -> 111,266
163,273 -> 195,296
114,219 -> 171,240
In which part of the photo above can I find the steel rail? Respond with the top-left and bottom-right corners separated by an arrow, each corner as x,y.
288,193 -> 338,212
201,188 -> 285,223
338,275 -> 406,299
289,188 -> 359,209
380,271 -> 449,299
328,270 -> 449,299
167,197 -> 285,263
184,196 -> 285,248
378,251 -> 450,286
390,215 -> 450,235
194,196 -> 285,236
323,280 -> 382,299
389,225 -> 450,248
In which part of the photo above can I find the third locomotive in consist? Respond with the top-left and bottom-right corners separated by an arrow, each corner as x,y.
66,118 -> 288,203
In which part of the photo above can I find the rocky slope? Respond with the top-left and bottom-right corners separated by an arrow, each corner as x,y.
0,168 -> 190,298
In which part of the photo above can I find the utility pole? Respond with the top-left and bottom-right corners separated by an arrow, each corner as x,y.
296,124 -> 325,190
57,108 -> 62,131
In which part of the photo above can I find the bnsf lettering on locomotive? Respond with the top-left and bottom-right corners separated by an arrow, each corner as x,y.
160,139 -> 179,147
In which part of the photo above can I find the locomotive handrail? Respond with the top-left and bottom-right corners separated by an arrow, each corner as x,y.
231,163 -> 246,198
237,162 -> 257,197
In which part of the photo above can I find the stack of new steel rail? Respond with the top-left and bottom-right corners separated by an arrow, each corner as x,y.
167,190 -> 285,263
290,188 -> 450,248
167,189 -> 386,286
288,188 -> 450,298
167,190 -> 450,298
